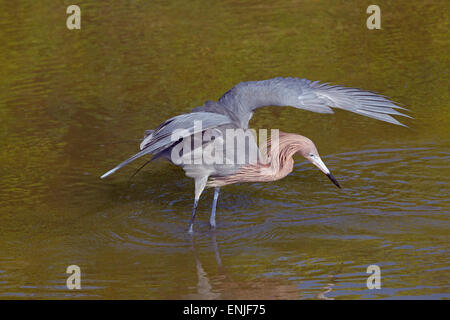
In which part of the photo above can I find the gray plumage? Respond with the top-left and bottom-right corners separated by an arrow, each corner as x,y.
101,77 -> 410,232
101,112 -> 233,179
193,77 -> 409,128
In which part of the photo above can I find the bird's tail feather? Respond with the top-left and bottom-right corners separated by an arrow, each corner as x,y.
100,149 -> 151,179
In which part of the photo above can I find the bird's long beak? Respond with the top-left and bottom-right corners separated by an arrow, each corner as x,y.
312,156 -> 341,189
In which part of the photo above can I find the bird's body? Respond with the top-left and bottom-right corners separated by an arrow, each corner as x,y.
101,77 -> 409,232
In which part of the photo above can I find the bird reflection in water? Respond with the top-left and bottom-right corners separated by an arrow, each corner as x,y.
184,232 -> 342,300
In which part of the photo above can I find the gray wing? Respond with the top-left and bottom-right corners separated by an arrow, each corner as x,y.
195,77 -> 410,128
100,112 -> 233,178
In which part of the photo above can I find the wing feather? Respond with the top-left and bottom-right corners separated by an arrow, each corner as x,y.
101,112 -> 233,178
196,77 -> 410,128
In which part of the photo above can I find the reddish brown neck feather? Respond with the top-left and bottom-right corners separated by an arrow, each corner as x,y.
208,132 -> 311,187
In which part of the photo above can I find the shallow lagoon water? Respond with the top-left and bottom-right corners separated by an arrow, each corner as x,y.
0,0 -> 449,299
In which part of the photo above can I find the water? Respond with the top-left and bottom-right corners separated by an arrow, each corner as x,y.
0,0 -> 449,299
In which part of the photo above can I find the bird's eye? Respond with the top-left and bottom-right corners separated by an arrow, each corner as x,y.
309,153 -> 314,157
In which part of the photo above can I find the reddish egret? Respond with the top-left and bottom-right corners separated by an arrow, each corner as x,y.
101,77 -> 409,232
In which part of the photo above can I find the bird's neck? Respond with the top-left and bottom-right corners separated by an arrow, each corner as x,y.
207,132 -> 304,187
264,142 -> 297,180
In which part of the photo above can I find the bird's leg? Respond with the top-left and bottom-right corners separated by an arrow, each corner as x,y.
188,199 -> 199,234
209,187 -> 220,229
187,176 -> 208,233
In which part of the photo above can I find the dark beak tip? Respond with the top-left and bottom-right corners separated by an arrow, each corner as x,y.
326,173 -> 341,189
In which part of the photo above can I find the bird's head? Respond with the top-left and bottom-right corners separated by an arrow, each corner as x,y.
295,136 -> 341,189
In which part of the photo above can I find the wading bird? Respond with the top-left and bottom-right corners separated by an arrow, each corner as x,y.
101,77 -> 409,232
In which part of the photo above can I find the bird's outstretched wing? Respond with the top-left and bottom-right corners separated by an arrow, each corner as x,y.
100,112 -> 233,178
195,77 -> 410,128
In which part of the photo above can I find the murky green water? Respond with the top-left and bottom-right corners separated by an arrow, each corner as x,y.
0,0 -> 449,299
